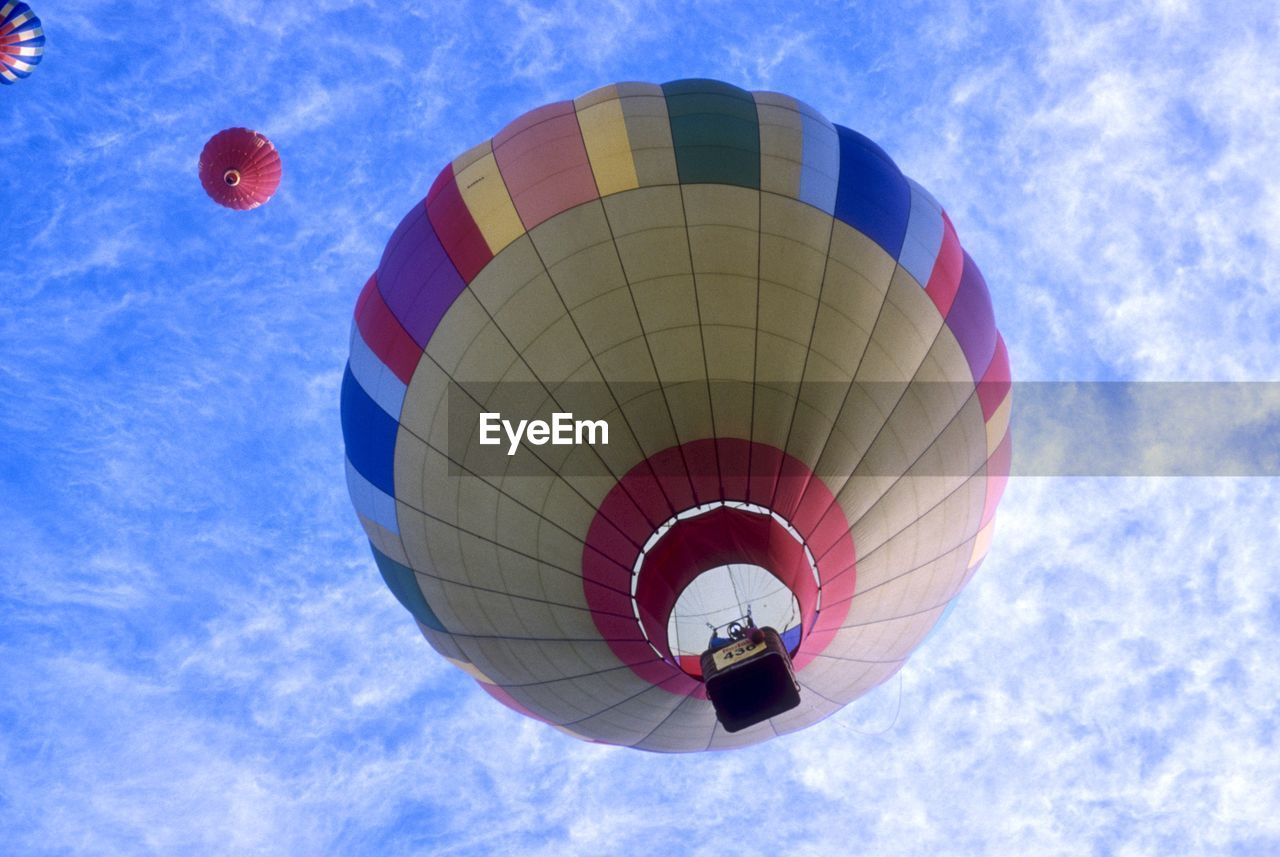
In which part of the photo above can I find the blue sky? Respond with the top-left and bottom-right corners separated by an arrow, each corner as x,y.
3,0 -> 1279,853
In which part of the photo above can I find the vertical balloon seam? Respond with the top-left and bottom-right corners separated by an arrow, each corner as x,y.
562,118 -> 706,542
379,401 -> 646,615
605,88 -> 706,520
813,378 -> 991,576
574,88 -> 641,198
788,191 -> 998,652
793,184 -> 993,670
753,122 -> 914,607
429,104 -> 694,582
662,79 -> 757,519
512,86 -> 711,547
810,281 -> 990,598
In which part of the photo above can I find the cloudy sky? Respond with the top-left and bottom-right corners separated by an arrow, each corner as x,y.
3,0 -> 1279,853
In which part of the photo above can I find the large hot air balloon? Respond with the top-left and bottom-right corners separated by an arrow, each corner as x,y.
341,79 -> 1011,751
0,1 -> 43,85
198,128 -> 282,210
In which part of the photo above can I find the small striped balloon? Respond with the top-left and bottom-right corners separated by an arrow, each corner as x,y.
0,1 -> 44,85
198,128 -> 283,211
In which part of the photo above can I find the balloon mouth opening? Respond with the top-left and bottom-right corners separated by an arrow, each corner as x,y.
223,169 -> 242,187
666,564 -> 803,678
632,502 -> 820,678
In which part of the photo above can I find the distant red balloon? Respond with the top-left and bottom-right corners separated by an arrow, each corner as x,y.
198,128 -> 282,210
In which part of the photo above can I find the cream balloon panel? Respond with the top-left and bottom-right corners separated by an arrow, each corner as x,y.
410,551 -> 775,743
396,452 -> 594,611
393,486 -> 990,725
830,400 -> 989,556
401,186 -> 981,486
844,471 -> 988,609
800,649 -> 920,705
394,275 -> 989,727
823,537 -> 983,660
482,646 -> 657,714
388,186 -> 996,651
378,213 -> 988,583
833,537 -> 980,643
638,701 -> 721,752
342,79 -> 1010,751
568,688 -> 688,746
848,476 -> 986,580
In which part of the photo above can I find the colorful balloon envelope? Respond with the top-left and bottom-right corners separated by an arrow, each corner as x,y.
0,1 -> 44,84
341,79 -> 1012,751
198,128 -> 282,210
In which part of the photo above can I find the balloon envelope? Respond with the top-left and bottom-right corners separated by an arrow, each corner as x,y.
0,1 -> 44,85
341,80 -> 1012,751
198,128 -> 282,210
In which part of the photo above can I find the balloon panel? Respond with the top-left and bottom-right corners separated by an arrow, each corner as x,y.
341,79 -> 1012,751
198,128 -> 282,210
0,2 -> 44,85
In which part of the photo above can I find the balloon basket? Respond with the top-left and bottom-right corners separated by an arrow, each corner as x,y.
700,626 -> 801,733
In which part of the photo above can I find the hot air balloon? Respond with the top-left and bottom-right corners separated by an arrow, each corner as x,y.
198,128 -> 282,210
0,1 -> 44,85
341,79 -> 1011,751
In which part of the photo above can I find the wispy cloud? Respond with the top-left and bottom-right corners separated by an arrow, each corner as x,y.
3,0 -> 1279,854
